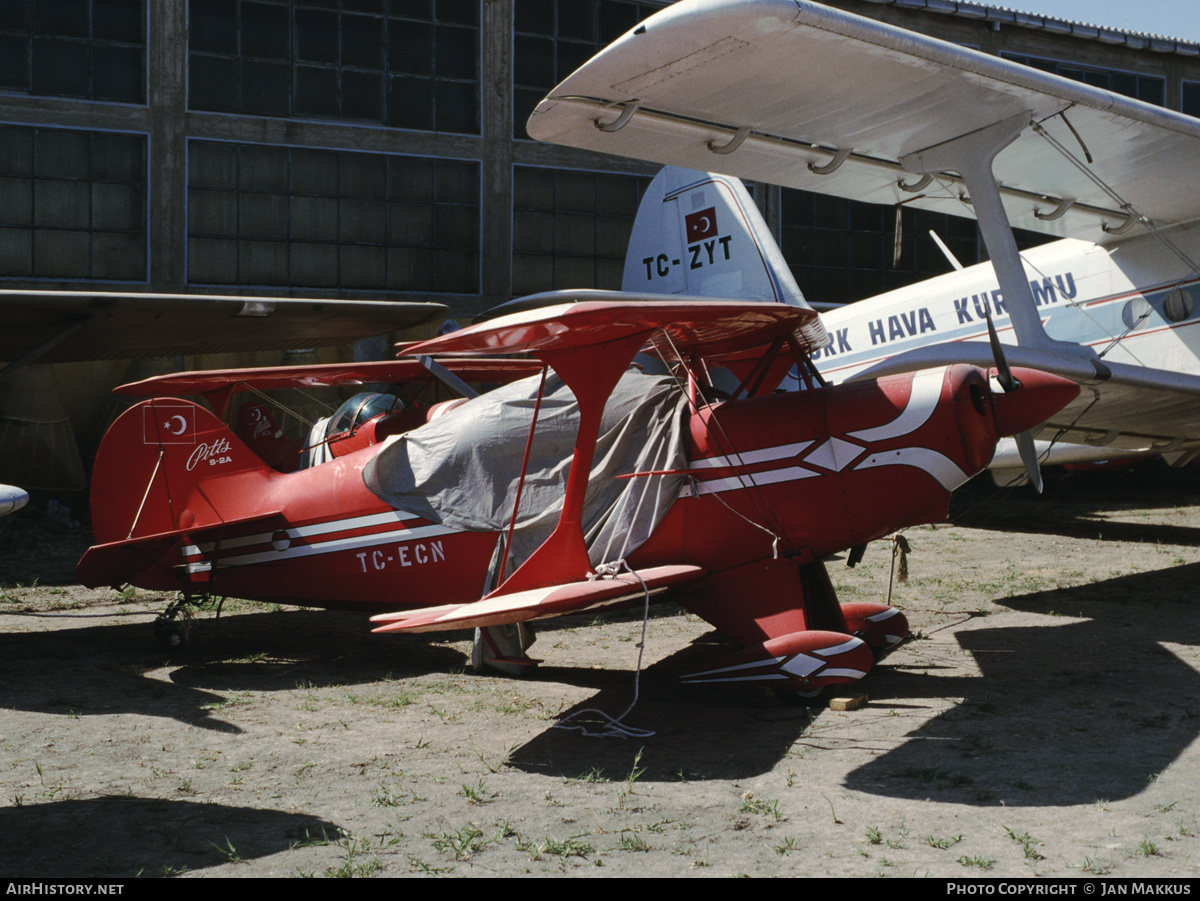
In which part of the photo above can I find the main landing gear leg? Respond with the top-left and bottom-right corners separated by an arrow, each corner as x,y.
471,623 -> 538,677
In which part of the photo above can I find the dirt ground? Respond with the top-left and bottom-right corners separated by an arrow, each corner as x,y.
3,466 -> 1200,878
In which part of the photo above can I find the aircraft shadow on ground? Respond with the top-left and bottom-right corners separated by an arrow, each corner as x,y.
509,563 -> 1200,804
0,796 -> 338,877
507,631 -> 838,783
0,608 -> 467,731
948,466 -> 1200,545
842,562 -> 1200,806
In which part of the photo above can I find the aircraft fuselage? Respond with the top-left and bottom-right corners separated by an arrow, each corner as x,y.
815,227 -> 1200,386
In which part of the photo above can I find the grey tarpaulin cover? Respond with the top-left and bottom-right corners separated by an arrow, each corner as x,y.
362,370 -> 690,587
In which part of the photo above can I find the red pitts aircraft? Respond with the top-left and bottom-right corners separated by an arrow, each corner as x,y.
78,293 -> 1077,695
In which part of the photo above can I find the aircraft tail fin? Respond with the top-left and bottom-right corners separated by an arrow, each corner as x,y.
80,399 -> 278,589
623,166 -> 808,309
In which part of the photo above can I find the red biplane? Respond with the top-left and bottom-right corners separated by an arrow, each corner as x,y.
77,293 -> 1076,695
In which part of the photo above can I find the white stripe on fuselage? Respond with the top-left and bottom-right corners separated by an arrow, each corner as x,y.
182,511 -> 458,570
684,366 -> 962,496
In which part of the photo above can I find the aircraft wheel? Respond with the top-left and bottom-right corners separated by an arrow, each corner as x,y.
776,687 -> 823,706
155,618 -> 191,654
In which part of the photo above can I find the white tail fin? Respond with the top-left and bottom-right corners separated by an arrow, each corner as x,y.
623,167 -> 807,308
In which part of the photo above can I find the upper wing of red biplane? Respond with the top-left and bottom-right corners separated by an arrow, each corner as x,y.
402,288 -> 824,358
1,290 -> 448,364
367,291 -> 811,631
527,0 -> 1200,246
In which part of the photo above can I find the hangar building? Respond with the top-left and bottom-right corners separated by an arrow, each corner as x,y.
2,1 -> 1198,332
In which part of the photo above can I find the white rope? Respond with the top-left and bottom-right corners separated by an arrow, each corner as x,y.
553,560 -> 656,740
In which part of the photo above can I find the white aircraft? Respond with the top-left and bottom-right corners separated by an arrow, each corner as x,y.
0,484 -> 28,517
527,0 -> 1200,488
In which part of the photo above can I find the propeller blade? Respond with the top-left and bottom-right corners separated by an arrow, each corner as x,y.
1016,430 -> 1044,494
984,308 -> 1018,393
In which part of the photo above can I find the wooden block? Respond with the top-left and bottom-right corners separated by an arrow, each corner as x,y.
828,693 -> 868,711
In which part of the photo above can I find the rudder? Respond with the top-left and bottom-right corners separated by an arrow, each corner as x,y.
622,166 -> 808,307
89,398 -> 275,547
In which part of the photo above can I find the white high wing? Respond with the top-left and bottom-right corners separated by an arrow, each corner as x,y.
529,0 -> 1200,482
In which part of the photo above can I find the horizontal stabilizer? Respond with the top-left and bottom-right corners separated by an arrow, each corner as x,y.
76,510 -> 282,589
369,563 -> 706,634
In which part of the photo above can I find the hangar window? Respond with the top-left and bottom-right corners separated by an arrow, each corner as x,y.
0,0 -> 145,103
0,125 -> 147,281
188,0 -> 481,133
511,165 -> 650,295
513,0 -> 666,139
779,190 -> 1050,306
188,141 -> 480,293
1002,53 -> 1165,107
1184,82 -> 1200,118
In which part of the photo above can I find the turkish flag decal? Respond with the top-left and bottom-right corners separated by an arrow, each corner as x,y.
685,207 -> 718,243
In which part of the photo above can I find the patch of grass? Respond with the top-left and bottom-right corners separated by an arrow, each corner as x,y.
924,833 -> 964,850
289,827 -> 338,849
1135,837 -> 1162,858
774,836 -> 800,856
326,852 -> 381,878
891,765 -> 973,787
616,832 -> 650,852
957,854 -> 996,870
740,795 -> 786,823
1004,826 -> 1044,860
372,783 -> 423,807
625,747 -> 646,792
408,856 -> 453,876
517,834 -> 595,862
865,825 -> 882,845
210,837 -> 243,864
460,777 -> 493,805
430,824 -> 489,861
565,766 -> 609,784
468,737 -> 515,774
1079,856 -> 1112,875
346,691 -> 416,709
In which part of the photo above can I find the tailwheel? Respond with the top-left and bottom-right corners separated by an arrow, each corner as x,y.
154,614 -> 191,653
153,593 -> 213,654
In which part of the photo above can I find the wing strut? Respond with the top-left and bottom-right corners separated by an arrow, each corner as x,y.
491,332 -> 649,595
899,114 -> 1087,358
